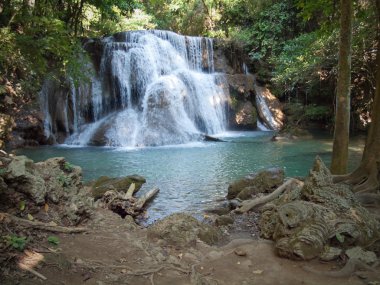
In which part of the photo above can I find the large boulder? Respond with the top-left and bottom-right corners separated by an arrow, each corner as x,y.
227,168 -> 285,200
0,155 -> 93,225
91,175 -> 146,200
147,213 -> 221,247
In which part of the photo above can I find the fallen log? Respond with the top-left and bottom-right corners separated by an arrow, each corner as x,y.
234,178 -> 303,213
135,187 -> 160,210
0,213 -> 88,233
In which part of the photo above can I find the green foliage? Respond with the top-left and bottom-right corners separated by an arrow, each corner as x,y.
4,235 -> 28,251
335,232 -> 345,243
58,174 -> 70,187
271,30 -> 337,91
227,0 -> 301,60
19,200 -> 26,211
47,236 -> 60,246
296,0 -> 336,22
63,162 -> 74,172
304,105 -> 331,121
144,0 -> 211,35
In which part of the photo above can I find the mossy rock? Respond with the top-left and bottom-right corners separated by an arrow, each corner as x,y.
227,167 -> 284,200
147,213 -> 221,247
91,175 -> 146,200
215,215 -> 234,226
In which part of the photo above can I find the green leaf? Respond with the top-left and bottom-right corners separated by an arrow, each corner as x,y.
47,236 -> 60,246
335,233 -> 345,243
19,201 -> 26,211
5,235 -> 27,251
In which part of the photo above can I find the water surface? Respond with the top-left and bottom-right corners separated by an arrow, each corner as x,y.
17,131 -> 364,223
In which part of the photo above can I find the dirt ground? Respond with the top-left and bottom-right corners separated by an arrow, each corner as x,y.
2,208 -> 379,285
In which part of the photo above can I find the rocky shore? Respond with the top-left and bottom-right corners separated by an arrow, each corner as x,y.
0,153 -> 379,285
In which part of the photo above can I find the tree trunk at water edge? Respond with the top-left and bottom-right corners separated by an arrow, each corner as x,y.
333,0 -> 380,192
331,0 -> 353,174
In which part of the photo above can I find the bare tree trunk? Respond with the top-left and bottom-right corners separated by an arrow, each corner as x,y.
331,0 -> 353,174
333,0 -> 380,192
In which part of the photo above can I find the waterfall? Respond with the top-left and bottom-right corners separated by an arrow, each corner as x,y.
42,30 -> 228,147
241,63 -> 283,131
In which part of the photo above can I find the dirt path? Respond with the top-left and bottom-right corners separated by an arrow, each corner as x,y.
2,208 -> 379,285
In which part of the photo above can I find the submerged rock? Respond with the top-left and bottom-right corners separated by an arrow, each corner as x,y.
147,213 -> 221,247
91,175 -> 146,200
227,168 -> 284,200
259,156 -> 380,261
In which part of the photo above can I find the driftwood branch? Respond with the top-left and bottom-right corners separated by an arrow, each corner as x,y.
0,213 -> 88,233
19,264 -> 47,280
234,178 -> 303,214
124,183 -> 136,200
135,187 -> 160,210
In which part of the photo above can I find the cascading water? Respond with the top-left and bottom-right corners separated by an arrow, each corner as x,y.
42,30 -> 228,147
241,63 -> 282,131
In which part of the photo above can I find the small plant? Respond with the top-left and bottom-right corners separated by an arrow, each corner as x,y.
47,236 -> 60,246
57,174 -> 69,187
4,235 -> 27,251
335,232 -> 345,243
63,162 -> 74,172
19,200 -> 26,211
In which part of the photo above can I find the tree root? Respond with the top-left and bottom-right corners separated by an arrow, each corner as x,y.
150,273 -> 155,285
0,213 -> 88,233
302,258 -> 378,278
355,193 -> 380,207
332,163 -> 380,193
234,178 -> 303,213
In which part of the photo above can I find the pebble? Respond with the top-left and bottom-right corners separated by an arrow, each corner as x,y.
234,249 -> 247,256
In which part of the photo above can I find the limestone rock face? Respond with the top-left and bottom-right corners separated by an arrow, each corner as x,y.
0,155 -> 93,225
233,101 -> 257,130
4,156 -> 47,204
147,213 -> 220,247
227,168 -> 285,200
259,157 -> 380,261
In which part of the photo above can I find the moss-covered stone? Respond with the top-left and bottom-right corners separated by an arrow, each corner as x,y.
227,168 -> 284,200
91,175 -> 146,200
147,213 -> 221,247
215,215 -> 234,226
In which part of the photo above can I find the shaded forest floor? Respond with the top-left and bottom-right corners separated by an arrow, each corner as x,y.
2,208 -> 379,285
